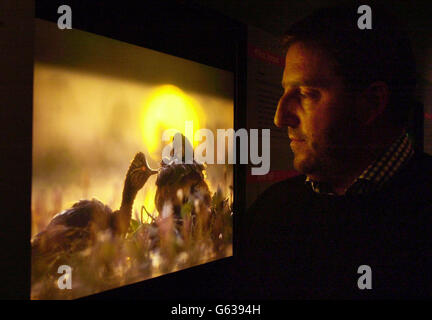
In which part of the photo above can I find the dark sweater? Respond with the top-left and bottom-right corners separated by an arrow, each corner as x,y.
235,152 -> 432,299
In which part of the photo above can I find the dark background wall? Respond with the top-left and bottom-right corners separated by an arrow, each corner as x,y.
0,0 -> 34,300
190,0 -> 431,62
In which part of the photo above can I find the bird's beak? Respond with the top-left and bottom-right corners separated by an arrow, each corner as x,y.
141,166 -> 158,175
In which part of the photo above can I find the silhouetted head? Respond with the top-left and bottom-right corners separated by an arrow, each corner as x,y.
127,152 -> 158,191
155,134 -> 211,222
275,4 -> 416,180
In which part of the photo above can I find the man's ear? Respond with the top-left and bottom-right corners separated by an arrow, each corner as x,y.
360,81 -> 389,125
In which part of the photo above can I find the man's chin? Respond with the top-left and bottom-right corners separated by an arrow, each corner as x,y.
293,156 -> 311,174
293,154 -> 319,176
293,151 -> 342,180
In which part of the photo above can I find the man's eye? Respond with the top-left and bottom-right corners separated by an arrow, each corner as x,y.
299,89 -> 320,100
299,92 -> 307,98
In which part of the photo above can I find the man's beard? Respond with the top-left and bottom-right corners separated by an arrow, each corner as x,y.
292,142 -> 338,178
292,125 -> 357,180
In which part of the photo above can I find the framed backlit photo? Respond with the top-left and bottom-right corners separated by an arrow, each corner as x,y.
29,0 -> 246,300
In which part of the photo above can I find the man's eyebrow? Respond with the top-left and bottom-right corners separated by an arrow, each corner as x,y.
281,79 -> 329,88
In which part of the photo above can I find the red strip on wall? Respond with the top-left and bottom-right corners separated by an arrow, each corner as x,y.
247,169 -> 300,183
248,44 -> 285,68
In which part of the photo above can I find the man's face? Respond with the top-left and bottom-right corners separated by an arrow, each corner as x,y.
274,42 -> 359,178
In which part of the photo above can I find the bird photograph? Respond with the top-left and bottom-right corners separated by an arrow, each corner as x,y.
31,79 -> 233,299
31,143 -> 232,300
32,20 -> 234,299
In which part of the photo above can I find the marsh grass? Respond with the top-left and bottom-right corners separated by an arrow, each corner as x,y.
31,187 -> 232,300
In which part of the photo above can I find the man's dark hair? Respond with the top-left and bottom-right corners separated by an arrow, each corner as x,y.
281,3 -> 417,126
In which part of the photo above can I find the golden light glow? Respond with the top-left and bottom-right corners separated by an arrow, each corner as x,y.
140,85 -> 206,159
140,185 -> 156,223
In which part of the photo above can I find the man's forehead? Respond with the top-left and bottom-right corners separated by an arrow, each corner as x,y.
282,42 -> 338,87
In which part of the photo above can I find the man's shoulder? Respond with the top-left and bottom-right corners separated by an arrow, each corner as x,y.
411,151 -> 432,169
407,152 -> 432,201
237,174 -> 308,257
246,173 -> 309,218
253,174 -> 307,204
391,151 -> 432,192
417,151 -> 432,173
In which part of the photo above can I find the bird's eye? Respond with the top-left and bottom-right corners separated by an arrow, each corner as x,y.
191,183 -> 198,193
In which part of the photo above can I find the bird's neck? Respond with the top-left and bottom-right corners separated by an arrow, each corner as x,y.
117,177 -> 138,234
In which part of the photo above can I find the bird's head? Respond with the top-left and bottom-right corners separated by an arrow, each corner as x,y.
127,152 -> 158,191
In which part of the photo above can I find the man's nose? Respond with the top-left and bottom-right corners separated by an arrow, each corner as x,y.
274,92 -> 299,128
